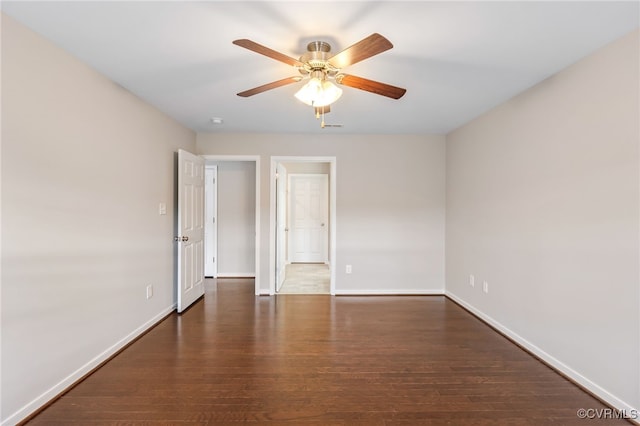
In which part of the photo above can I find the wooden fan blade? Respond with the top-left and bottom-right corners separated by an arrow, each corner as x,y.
237,76 -> 302,97
328,33 -> 393,69
336,74 -> 406,99
233,39 -> 303,67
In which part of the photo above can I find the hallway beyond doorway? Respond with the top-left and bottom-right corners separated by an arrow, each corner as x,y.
278,263 -> 330,294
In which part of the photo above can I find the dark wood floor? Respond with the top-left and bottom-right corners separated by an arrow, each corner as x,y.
26,279 -> 626,425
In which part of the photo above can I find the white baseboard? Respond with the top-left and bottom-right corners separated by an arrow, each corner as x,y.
258,289 -> 445,296
2,304 -> 176,426
445,291 -> 639,425
334,289 -> 445,295
216,272 -> 255,278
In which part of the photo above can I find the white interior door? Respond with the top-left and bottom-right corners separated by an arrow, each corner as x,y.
177,149 -> 205,313
288,174 -> 328,263
275,163 -> 287,290
204,165 -> 217,277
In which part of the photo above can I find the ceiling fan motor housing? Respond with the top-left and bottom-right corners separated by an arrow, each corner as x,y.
299,41 -> 339,76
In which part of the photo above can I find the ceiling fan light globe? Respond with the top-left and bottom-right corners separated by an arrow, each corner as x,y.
294,77 -> 322,106
294,78 -> 342,107
320,81 -> 342,105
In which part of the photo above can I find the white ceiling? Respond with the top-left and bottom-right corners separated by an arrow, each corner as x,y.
2,1 -> 638,135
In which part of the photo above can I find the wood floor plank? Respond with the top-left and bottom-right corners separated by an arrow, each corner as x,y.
24,279 -> 629,425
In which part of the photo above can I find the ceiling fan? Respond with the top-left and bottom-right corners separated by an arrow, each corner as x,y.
232,33 -> 406,110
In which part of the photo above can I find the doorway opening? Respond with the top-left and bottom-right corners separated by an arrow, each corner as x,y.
270,157 -> 336,295
202,155 -> 260,295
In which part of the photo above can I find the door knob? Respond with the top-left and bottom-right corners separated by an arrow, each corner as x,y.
182,236 -> 189,242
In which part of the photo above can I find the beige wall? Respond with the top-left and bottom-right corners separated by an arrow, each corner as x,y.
197,134 -> 447,295
1,14 -> 196,423
282,162 -> 331,174
446,29 -> 639,412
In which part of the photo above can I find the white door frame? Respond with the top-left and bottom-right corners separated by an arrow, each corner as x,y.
275,162 -> 287,292
201,155 -> 261,295
269,156 -> 336,295
204,165 -> 217,278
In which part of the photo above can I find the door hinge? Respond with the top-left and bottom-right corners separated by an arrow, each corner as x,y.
213,256 -> 215,263
213,217 -> 216,224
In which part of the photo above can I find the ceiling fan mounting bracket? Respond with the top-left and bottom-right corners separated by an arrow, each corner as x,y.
307,41 -> 331,53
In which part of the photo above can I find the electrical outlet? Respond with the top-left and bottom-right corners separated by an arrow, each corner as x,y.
146,284 -> 153,299
469,274 -> 475,287
346,265 -> 352,274
483,281 -> 489,294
